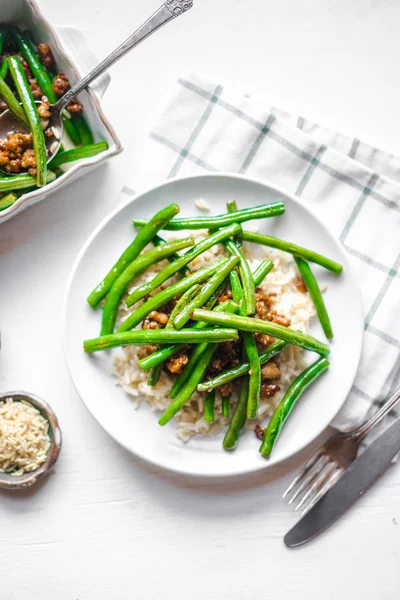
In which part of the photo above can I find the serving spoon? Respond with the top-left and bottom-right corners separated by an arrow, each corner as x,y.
0,0 -> 194,164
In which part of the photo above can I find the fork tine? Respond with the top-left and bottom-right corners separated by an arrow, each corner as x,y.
295,462 -> 337,512
300,468 -> 343,516
288,455 -> 329,505
282,448 -> 325,499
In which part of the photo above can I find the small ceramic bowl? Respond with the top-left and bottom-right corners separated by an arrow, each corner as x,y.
0,0 -> 122,224
0,391 -> 62,490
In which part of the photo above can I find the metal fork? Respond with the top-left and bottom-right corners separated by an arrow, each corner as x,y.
283,386 -> 400,515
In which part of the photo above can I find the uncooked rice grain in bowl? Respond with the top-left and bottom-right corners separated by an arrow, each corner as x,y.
0,398 -> 51,476
112,232 -> 316,442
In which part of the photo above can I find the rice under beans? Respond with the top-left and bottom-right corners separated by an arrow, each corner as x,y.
0,398 -> 50,476
112,230 -> 316,442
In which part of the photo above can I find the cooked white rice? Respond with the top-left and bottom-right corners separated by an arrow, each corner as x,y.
0,398 -> 50,476
194,198 -> 210,211
113,230 -> 316,442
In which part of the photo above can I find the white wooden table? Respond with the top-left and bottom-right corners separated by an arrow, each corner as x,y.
1,1 -> 399,598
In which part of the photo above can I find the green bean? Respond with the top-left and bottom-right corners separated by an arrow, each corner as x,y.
229,270 -> 261,419
84,327 -> 238,353
126,224 -> 242,308
259,358 -> 330,457
159,343 -> 220,426
242,231 -> 343,274
156,283 -> 200,337
50,142 -> 108,168
0,75 -> 29,126
0,171 -> 55,193
73,114 -> 94,145
222,394 -> 230,418
226,200 -> 241,246
168,342 -> 206,399
170,285 -> 202,322
100,237 -> 194,335
87,203 -> 180,308
226,200 -> 238,213
252,260 -> 274,287
223,376 -> 250,450
229,270 -> 242,304
147,364 -> 161,387
10,27 -> 83,145
11,27 -> 58,102
147,284 -> 200,386
0,26 -> 7,54
63,118 -> 81,146
24,31 -> 38,52
153,234 -> 190,276
8,56 -> 47,187
197,340 -> 288,392
0,193 -> 17,211
204,281 -> 226,310
119,258 -> 226,332
173,256 -> 239,329
204,390 -> 216,422
191,310 -> 330,357
294,257 -> 333,339
225,240 -> 255,315
137,294 -> 224,372
148,361 -> 164,388
0,60 -> 8,81
133,202 -> 285,230
169,300 -> 239,399
138,325 -> 206,371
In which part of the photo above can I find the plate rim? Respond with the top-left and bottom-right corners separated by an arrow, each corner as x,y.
63,172 -> 364,478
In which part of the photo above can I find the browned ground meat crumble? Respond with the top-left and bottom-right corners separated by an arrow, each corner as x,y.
253,287 -> 291,347
143,310 -> 169,330
0,132 -> 36,175
217,287 -> 232,304
219,382 -> 233,397
203,341 -> 241,396
255,332 -> 275,347
37,96 -> 51,119
261,362 -> 281,380
0,95 -> 54,175
165,352 -> 189,374
295,277 -> 307,293
137,345 -> 158,359
29,77 -> 43,100
261,382 -> 281,397
255,288 -> 276,319
267,310 -> 291,327
254,424 -> 265,441
37,43 -> 54,70
52,72 -> 83,115
66,98 -> 83,115
52,72 -> 69,97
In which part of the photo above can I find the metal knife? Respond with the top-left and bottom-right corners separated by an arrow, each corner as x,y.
284,416 -> 400,547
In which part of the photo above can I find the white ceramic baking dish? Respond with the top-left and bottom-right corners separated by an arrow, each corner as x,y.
0,0 -> 122,223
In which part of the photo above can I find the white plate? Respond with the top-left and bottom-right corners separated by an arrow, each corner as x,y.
64,174 -> 364,477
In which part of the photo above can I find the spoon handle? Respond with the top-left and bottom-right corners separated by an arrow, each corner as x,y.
56,0 -> 193,111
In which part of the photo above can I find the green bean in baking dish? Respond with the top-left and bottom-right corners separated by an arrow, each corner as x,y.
0,26 -> 100,204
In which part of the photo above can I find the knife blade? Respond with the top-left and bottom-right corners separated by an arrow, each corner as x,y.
284,416 -> 400,547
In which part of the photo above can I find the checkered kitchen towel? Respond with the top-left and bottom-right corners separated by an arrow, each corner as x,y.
125,73 -> 400,431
